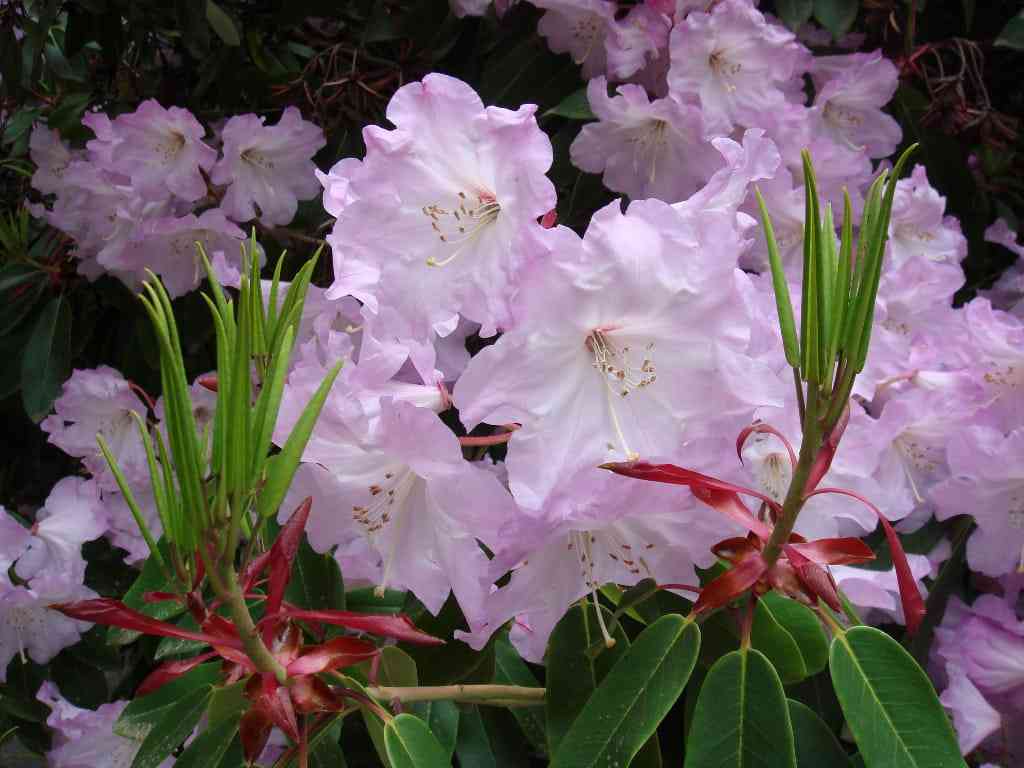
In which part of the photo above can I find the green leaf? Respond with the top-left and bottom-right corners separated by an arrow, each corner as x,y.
401,594 -> 496,686
115,663 -> 220,742
205,0 -> 241,45
829,626 -> 964,768
755,187 -> 800,370
759,593 -> 830,677
256,360 -> 342,519
21,294 -> 71,422
544,87 -> 594,119
813,0 -> 859,40
455,706 -> 498,768
310,723 -> 348,768
493,633 -> 547,756
551,615 -> 700,768
685,648 -> 797,768
385,713 -> 452,768
363,647 -> 419,768
0,264 -> 41,293
776,0 -> 814,30
750,599 -> 808,684
285,536 -> 345,611
995,11 -> 1024,50
545,603 -> 632,756
788,700 -> 852,768
407,701 -> 459,763
109,540 -> 184,645
173,712 -> 241,768
131,683 -> 213,768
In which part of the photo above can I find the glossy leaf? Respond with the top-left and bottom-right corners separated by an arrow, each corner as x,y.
994,10 -> 1024,49
761,593 -> 829,676
108,541 -> 184,645
21,294 -> 71,422
751,599 -> 808,684
115,663 -> 221,742
493,633 -> 547,756
776,0 -> 814,30
684,648 -> 797,768
408,701 -> 460,763
544,87 -> 594,119
385,713 -> 452,768
788,699 -> 852,768
829,626 -> 964,768
551,615 -> 699,768
130,682 -> 213,768
173,712 -> 241,768
206,0 -> 241,45
814,0 -> 859,40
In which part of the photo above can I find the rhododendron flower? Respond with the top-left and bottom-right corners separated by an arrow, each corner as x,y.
570,77 -> 718,202
104,484 -> 162,565
667,0 -> 804,134
102,208 -> 247,297
281,400 -> 517,623
455,198 -> 784,506
14,477 -> 106,583
29,124 -> 74,195
533,0 -> 617,80
212,107 -> 326,226
809,51 -> 901,157
0,576 -> 97,680
41,366 -> 149,490
605,3 -> 671,80
887,165 -> 968,268
933,426 -> 1024,577
325,73 -> 556,342
830,555 -> 932,625
108,99 -> 216,202
958,298 -> 1024,426
457,468 -> 725,661
38,683 -> 173,768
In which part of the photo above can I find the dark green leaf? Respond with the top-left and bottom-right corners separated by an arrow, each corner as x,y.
759,593 -> 830,677
544,603 -> 632,755
407,701 -> 459,762
813,0 -> 859,40
684,648 -> 797,768
206,0 -> 241,46
788,700 -> 852,768
493,633 -> 546,756
551,615 -> 700,768
285,538 -> 345,611
455,706 -> 497,768
109,540 -> 184,645
47,92 -> 93,134
362,647 -> 418,768
115,663 -> 220,742
777,0 -> 815,30
21,294 -> 71,422
173,713 -> 241,768
995,12 -> 1024,50
130,682 -> 212,768
0,265 -> 42,294
310,725 -> 348,768
544,88 -> 594,120
751,598 -> 808,684
401,594 -> 495,686
829,626 -> 964,768
385,713 -> 451,768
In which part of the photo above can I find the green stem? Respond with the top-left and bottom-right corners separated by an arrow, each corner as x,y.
366,684 -> 546,706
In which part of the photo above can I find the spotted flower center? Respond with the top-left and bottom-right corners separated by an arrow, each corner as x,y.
894,433 -> 943,503
351,468 -> 418,596
571,14 -> 604,63
628,120 -> 670,185
709,49 -> 742,90
586,329 -> 656,460
241,147 -> 276,171
422,190 -> 502,267
156,131 -> 186,163
823,101 -> 866,150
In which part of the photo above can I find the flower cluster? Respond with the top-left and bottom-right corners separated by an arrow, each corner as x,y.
29,102 -> 325,296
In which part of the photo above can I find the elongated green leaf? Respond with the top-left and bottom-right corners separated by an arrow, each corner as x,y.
362,647 -> 419,768
755,187 -> 800,370
545,603 -> 632,755
408,701 -> 459,763
788,700 -> 852,768
173,712 -> 241,768
285,536 -> 345,611
131,683 -> 212,768
109,540 -> 183,645
760,593 -> 829,677
115,663 -> 221,741
551,615 -> 699,768
829,626 -> 964,768
256,360 -> 342,519
751,599 -> 808,684
21,294 -> 71,422
493,633 -> 547,756
814,0 -> 858,40
995,11 -> 1024,49
544,87 -> 594,119
776,0 -> 814,30
685,647 -> 796,768
206,0 -> 241,45
385,714 -> 451,768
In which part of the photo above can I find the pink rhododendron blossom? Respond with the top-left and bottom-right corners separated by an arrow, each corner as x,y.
281,401 -> 517,623
457,468 -> 725,661
0,576 -> 97,680
887,165 -> 968,268
15,477 -> 106,583
0,508 -> 31,573
104,485 -> 162,566
39,682 -> 171,768
108,99 -> 216,202
29,124 -> 74,195
985,217 -> 1024,258
809,51 -> 901,157
605,3 -> 671,80
667,0 -> 804,135
41,366 -> 149,491
101,208 -> 247,297
455,197 -> 784,507
570,77 -> 717,202
959,298 -> 1024,426
212,107 -> 326,226
933,426 -> 1024,577
830,555 -> 932,625
325,74 -> 555,343
533,0 -> 617,80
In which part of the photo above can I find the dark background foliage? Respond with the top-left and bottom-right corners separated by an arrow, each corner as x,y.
0,0 -> 1021,763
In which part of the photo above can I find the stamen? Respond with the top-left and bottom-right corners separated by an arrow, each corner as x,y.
587,330 -> 655,460
423,192 -> 502,267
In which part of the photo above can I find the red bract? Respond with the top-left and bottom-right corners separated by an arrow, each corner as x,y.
136,653 -> 218,697
600,450 -> 925,623
278,607 -> 445,646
